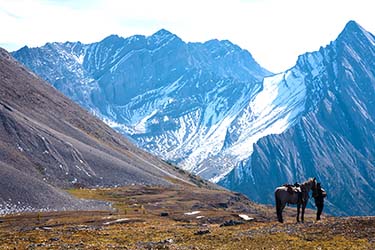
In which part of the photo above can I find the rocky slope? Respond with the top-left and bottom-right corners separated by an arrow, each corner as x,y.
0,48 -> 202,214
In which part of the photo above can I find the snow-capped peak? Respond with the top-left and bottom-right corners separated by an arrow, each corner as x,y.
152,28 -> 175,38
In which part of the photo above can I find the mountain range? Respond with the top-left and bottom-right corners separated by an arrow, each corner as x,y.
11,20 -> 375,216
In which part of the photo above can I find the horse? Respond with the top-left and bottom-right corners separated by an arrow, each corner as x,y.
274,177 -> 317,223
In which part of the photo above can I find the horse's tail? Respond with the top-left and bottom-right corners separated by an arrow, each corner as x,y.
275,189 -> 283,223
275,189 -> 280,213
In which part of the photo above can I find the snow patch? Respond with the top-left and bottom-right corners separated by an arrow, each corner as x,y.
238,214 -> 254,221
222,68 -> 307,166
184,211 -> 201,215
17,145 -> 24,152
303,51 -> 326,78
134,110 -> 158,133
103,218 -> 129,225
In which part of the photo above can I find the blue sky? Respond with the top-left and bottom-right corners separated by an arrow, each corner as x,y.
0,0 -> 374,72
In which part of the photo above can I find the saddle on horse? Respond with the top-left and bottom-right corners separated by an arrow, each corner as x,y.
283,183 -> 304,203
283,183 -> 299,194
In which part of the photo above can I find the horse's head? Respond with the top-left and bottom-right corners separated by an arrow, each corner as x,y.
310,177 -> 317,192
303,177 -> 317,192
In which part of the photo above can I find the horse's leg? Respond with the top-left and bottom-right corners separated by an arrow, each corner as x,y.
277,202 -> 283,223
275,191 -> 283,223
280,203 -> 286,223
277,208 -> 282,223
296,203 -> 300,223
301,203 -> 306,223
275,192 -> 280,222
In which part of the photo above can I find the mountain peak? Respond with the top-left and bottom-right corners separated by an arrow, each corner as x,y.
344,20 -> 364,33
152,28 -> 174,37
0,47 -> 9,56
337,20 -> 368,41
101,34 -> 124,44
204,39 -> 238,50
148,29 -> 181,47
335,20 -> 375,60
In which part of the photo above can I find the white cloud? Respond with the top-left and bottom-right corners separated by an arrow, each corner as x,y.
0,0 -> 374,72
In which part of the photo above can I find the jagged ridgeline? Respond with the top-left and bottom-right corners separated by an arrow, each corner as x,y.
12,21 -> 375,216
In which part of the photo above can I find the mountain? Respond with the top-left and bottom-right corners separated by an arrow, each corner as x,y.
0,48 -> 205,214
12,30 -> 272,182
12,21 -> 375,216
220,21 -> 375,215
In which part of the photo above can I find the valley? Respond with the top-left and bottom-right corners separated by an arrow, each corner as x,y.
1,185 -> 374,249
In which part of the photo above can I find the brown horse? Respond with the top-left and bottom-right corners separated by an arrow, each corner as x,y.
274,177 -> 317,223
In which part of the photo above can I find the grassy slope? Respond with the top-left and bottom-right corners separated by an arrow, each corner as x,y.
0,186 -> 374,249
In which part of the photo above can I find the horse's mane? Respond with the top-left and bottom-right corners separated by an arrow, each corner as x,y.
301,178 -> 314,185
300,177 -> 316,190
